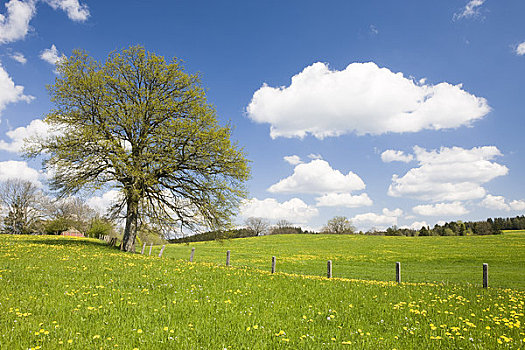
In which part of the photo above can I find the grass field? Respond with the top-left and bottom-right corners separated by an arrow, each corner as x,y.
160,232 -> 525,290
1,234 -> 525,349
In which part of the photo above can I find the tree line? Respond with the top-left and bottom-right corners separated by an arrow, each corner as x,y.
168,214 -> 525,243
372,216 -> 525,237
0,179 -> 116,238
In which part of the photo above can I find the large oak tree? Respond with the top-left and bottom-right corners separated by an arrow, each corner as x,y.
27,46 -> 250,251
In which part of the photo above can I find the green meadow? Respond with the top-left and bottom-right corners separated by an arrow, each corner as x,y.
162,232 -> 525,290
1,234 -> 524,349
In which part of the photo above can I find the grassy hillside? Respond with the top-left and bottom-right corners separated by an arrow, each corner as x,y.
1,234 -> 524,349
160,232 -> 525,290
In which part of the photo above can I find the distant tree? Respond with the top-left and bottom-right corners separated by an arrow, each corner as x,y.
43,217 -> 76,235
86,217 -> 116,239
245,217 -> 270,236
322,216 -> 355,234
26,45 -> 250,251
271,219 -> 302,235
0,179 -> 44,234
44,197 -> 97,234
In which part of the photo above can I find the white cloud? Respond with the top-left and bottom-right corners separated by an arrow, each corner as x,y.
86,190 -> 122,215
0,0 -> 89,45
316,192 -> 373,208
40,44 -> 64,66
382,208 -> 403,217
307,153 -> 322,160
480,194 -> 525,211
480,194 -> 509,211
10,51 -> 26,64
350,208 -> 402,230
42,0 -> 89,22
283,155 -> 302,165
381,149 -> 414,163
0,63 -> 33,116
240,197 -> 318,224
510,200 -> 525,211
0,119 -> 52,153
246,62 -> 490,139
0,160 -> 41,186
0,0 -> 36,44
516,42 -> 525,56
388,146 -> 508,201
369,24 -> 378,35
413,201 -> 469,216
268,159 -> 365,194
401,221 -> 429,230
453,0 -> 485,20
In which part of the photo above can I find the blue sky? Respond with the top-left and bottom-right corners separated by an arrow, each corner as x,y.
1,0 -> 525,231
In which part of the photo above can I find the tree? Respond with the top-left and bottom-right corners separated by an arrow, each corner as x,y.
0,179 -> 44,234
245,217 -> 270,236
26,46 -> 250,251
43,197 -> 97,234
86,217 -> 116,239
322,216 -> 355,234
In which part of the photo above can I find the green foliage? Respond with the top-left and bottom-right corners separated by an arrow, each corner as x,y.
43,217 -> 77,235
86,218 -> 115,238
26,45 -> 250,251
1,234 -> 525,349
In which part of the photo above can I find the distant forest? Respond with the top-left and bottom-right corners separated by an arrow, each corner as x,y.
169,215 -> 525,243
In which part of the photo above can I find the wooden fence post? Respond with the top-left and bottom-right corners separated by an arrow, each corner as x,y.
141,243 -> 146,255
190,247 -> 195,262
226,250 -> 231,266
327,260 -> 332,278
483,263 -> 488,288
396,262 -> 401,283
271,256 -> 276,273
149,243 -> 153,256
158,245 -> 166,258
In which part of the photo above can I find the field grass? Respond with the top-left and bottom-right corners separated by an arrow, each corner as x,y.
160,232 -> 525,290
1,234 -> 525,349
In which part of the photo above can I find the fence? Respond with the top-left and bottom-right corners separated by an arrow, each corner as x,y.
99,238 -> 494,289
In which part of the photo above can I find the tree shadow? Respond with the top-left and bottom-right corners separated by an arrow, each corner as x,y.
23,236 -> 115,249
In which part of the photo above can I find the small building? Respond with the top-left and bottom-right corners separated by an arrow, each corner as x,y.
61,228 -> 85,238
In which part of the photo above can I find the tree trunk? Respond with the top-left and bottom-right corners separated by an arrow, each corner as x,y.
121,196 -> 139,252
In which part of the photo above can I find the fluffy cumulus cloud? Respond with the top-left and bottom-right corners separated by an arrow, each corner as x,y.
453,0 -> 485,20
381,149 -> 414,163
0,160 -> 41,186
268,159 -> 365,194
0,0 -> 36,44
42,0 -> 89,21
0,63 -> 33,116
86,190 -> 122,215
401,221 -> 429,230
246,62 -> 490,139
316,193 -> 373,208
480,194 -> 525,211
0,119 -> 52,153
350,208 -> 403,230
0,0 -> 88,45
412,201 -> 469,216
516,42 -> 525,56
40,44 -> 64,65
283,155 -> 302,165
240,197 -> 318,224
10,51 -> 26,64
388,146 -> 508,202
